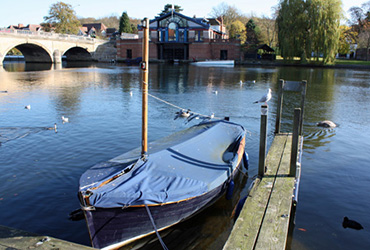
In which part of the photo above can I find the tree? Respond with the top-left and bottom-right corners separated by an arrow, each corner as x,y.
258,15 -> 277,47
309,0 -> 342,64
276,0 -> 310,61
158,4 -> 183,16
229,20 -> 246,42
245,19 -> 260,44
43,2 -> 80,34
210,3 -> 242,36
338,25 -> 357,55
119,12 -> 132,33
277,0 -> 342,64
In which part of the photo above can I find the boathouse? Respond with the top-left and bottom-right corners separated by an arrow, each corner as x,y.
116,11 -> 242,61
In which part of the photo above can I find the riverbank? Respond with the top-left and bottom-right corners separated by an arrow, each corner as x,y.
238,58 -> 370,69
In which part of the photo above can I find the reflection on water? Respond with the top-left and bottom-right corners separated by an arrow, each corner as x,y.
0,63 -> 369,250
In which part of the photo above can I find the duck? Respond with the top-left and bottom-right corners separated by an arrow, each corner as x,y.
317,120 -> 336,128
342,216 -> 363,230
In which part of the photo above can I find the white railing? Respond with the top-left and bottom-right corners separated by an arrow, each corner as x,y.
0,28 -> 99,42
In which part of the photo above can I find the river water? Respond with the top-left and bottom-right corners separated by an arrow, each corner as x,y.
0,62 -> 369,249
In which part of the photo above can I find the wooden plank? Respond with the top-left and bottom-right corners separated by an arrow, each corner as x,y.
0,225 -> 95,250
223,135 -> 288,250
254,135 -> 294,249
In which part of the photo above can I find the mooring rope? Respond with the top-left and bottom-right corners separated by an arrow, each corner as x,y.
145,204 -> 169,250
148,93 -> 218,120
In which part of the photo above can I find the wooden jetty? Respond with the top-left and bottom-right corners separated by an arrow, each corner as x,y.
0,225 -> 94,250
224,79 -> 306,250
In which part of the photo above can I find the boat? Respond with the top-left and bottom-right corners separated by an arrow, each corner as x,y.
191,60 -> 235,67
78,18 -> 248,250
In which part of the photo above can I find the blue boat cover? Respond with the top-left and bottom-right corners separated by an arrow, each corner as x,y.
79,120 -> 246,208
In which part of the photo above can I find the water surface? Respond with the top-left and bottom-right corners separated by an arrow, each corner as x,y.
0,62 -> 369,249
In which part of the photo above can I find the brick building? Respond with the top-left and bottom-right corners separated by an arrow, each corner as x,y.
117,11 -> 242,62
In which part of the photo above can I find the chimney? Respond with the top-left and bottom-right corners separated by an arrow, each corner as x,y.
18,23 -> 24,28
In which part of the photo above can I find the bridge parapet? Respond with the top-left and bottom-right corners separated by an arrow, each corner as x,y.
0,28 -> 105,44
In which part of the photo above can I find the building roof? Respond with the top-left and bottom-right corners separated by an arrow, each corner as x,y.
82,23 -> 107,32
146,11 -> 225,35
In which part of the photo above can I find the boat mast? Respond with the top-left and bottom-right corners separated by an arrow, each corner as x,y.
141,18 -> 149,158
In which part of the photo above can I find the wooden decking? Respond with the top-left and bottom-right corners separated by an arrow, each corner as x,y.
224,133 -> 301,250
0,225 -> 94,250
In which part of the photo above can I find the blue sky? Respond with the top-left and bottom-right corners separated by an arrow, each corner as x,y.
0,0 -> 368,28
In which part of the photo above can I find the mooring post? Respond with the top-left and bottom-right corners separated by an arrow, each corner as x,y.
290,108 -> 301,177
299,80 -> 307,135
275,79 -> 284,134
258,104 -> 268,177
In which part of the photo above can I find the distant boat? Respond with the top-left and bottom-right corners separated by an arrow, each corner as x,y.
78,19 -> 248,250
192,60 -> 235,67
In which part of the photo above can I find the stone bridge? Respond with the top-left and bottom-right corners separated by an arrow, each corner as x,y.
0,29 -> 109,66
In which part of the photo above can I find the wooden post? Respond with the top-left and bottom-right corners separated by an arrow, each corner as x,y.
275,79 -> 284,134
258,105 -> 268,177
299,80 -> 307,136
290,108 -> 301,177
141,18 -> 149,158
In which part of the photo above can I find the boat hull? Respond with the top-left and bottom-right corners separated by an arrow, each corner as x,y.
84,179 -> 231,249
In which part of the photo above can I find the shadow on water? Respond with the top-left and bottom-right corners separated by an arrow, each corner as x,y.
120,167 -> 249,250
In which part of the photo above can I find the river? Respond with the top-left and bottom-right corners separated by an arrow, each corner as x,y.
0,62 -> 369,249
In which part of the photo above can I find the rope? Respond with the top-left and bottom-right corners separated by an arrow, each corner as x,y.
148,93 -> 218,119
145,204 -> 169,250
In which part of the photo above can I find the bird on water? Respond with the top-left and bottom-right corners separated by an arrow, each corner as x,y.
342,216 -> 363,230
254,88 -> 272,105
61,116 -> 69,123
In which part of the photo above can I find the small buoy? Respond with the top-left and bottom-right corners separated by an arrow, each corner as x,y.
25,105 -> 31,110
342,216 -> 363,230
61,116 -> 69,123
317,120 -> 336,128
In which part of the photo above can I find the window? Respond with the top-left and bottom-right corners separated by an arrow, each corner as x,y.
195,31 -> 203,42
168,22 -> 177,41
127,49 -> 132,59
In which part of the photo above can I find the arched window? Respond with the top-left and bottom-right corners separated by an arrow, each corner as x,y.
168,22 -> 177,41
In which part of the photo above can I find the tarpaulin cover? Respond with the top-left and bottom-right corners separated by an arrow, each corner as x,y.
79,120 -> 246,208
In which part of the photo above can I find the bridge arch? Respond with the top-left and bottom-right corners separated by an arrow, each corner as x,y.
4,42 -> 53,63
63,46 -> 93,61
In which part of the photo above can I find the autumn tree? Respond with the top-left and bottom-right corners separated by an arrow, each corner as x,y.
229,20 -> 246,42
210,3 -> 242,36
43,2 -> 80,34
119,12 -> 132,33
338,25 -> 357,55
